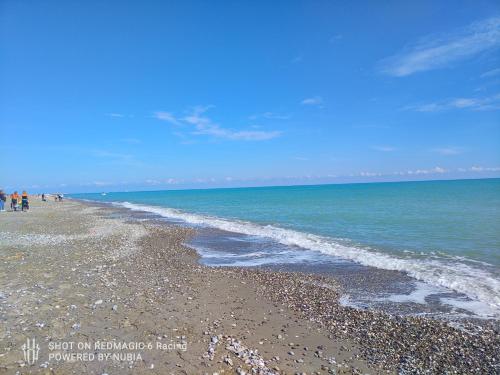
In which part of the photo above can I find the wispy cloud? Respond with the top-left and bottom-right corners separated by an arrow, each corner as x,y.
156,106 -> 282,141
481,68 -> 500,78
301,96 -> 324,106
106,113 -> 125,118
431,147 -> 463,155
350,166 -> 448,178
153,111 -> 182,125
407,93 -> 500,112
381,17 -> 500,77
144,178 -> 184,186
372,146 -> 395,152
467,165 -> 500,172
398,166 -> 447,175
291,55 -> 303,64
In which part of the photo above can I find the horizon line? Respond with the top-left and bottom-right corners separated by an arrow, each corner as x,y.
65,176 -> 500,196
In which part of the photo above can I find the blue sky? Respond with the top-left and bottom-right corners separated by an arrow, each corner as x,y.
1,0 -> 500,192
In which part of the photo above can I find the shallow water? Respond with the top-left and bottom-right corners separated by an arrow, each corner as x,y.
71,178 -> 500,319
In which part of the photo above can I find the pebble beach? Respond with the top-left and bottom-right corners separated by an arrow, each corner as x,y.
0,198 -> 498,374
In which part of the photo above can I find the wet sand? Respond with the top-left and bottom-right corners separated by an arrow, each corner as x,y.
0,198 -> 498,374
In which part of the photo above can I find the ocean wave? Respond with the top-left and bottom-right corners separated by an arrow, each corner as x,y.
117,201 -> 500,318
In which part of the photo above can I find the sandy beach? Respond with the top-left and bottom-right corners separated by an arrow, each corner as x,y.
0,198 -> 498,374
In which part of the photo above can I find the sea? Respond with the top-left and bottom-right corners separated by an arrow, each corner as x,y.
70,178 -> 500,321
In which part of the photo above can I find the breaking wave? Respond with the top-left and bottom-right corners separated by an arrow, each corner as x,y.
117,201 -> 500,318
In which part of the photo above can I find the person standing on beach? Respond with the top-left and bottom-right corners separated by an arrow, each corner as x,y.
10,191 -> 19,211
0,190 -> 6,211
21,191 -> 29,211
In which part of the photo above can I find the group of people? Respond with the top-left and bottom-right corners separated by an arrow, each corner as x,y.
0,190 -> 30,212
0,191 -> 66,212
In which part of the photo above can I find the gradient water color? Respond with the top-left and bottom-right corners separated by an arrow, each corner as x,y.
71,178 -> 500,318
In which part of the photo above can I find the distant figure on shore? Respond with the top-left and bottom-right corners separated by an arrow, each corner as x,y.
42,193 -> 46,201
10,191 -> 19,211
21,191 -> 29,211
58,194 -> 63,202
0,190 -> 6,211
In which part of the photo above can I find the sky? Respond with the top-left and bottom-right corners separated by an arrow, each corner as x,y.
1,0 -> 500,193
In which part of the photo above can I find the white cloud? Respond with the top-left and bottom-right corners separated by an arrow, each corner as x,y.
156,106 -> 282,141
165,178 -> 182,184
106,113 -> 125,118
225,130 -> 282,141
301,96 -> 324,106
360,171 -> 382,177
408,93 -> 500,112
372,146 -> 395,152
154,111 -> 181,125
407,166 -> 447,175
145,179 -> 162,185
469,165 -> 500,172
381,17 -> 500,77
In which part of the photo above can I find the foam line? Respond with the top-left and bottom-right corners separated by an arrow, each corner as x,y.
116,201 -> 500,318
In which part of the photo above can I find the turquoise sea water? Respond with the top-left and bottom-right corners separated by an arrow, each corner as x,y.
71,178 -> 500,318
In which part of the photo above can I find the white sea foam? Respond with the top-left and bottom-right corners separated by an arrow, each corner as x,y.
379,282 -> 443,305
116,201 -> 500,318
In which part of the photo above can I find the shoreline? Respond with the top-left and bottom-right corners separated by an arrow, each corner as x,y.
0,198 -> 498,373
83,195 -> 500,321
81,197 -> 500,322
